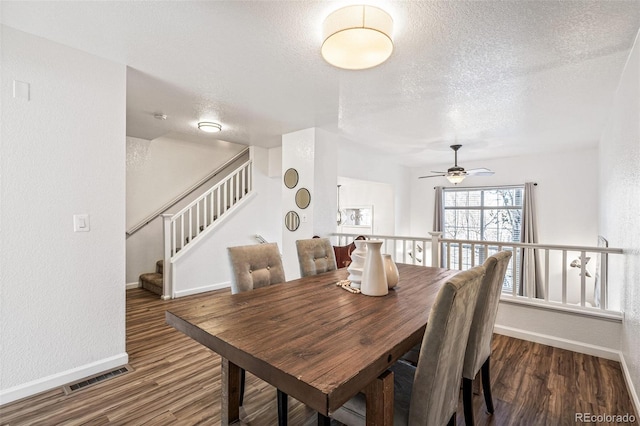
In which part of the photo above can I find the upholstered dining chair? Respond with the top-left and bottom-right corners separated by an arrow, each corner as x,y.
462,250 -> 512,425
295,238 -> 338,277
227,242 -> 288,426
329,265 -> 486,426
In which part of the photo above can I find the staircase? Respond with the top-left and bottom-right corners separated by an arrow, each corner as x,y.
140,260 -> 164,295
138,156 -> 254,298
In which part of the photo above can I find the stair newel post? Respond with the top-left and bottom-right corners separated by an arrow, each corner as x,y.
429,231 -> 443,268
161,214 -> 173,300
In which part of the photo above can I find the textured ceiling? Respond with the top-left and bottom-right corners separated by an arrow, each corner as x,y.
2,1 -> 639,166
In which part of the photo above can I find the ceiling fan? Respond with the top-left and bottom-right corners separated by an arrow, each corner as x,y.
418,144 -> 494,184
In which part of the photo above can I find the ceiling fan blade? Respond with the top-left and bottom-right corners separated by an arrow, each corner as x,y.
418,174 -> 446,179
466,168 -> 494,176
430,171 -> 447,174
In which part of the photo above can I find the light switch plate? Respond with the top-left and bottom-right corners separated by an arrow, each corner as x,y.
73,214 -> 90,232
13,80 -> 30,101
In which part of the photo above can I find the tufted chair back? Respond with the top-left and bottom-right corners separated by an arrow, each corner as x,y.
407,265 -> 484,425
227,243 -> 286,294
463,250 -> 513,379
295,238 -> 338,277
330,265 -> 485,426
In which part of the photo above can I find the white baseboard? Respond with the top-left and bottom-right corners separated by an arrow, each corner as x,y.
126,281 -> 140,290
0,352 -> 129,406
173,281 -> 230,298
493,325 -> 620,361
619,352 -> 640,419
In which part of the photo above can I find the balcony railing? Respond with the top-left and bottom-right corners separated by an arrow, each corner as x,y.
332,232 -> 623,317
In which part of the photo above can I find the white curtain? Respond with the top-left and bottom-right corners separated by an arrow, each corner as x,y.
520,182 -> 543,298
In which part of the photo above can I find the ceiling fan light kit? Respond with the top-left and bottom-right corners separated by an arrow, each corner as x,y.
418,144 -> 494,184
446,173 -> 466,184
321,5 -> 394,70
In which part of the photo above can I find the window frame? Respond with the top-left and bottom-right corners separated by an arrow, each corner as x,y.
441,185 -> 524,242
440,185 -> 524,293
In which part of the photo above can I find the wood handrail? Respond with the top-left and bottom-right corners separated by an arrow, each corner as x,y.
126,147 -> 249,236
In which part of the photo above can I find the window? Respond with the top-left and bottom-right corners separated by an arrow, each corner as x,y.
441,186 -> 523,292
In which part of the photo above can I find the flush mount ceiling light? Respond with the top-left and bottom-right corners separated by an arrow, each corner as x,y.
197,122 -> 222,133
321,5 -> 394,70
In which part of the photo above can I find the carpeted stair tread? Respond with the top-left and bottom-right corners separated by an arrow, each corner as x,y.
140,272 -> 163,296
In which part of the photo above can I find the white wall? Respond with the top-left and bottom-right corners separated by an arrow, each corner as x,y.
279,129 -> 410,278
410,148 -> 603,305
171,147 -> 282,297
314,129 -> 340,239
0,26 -> 127,403
125,137 -> 248,284
407,146 -> 625,357
410,148 -> 600,246
599,29 -> 640,412
126,133 -> 246,230
338,140 -> 411,236
337,177 -> 394,236
281,129 -> 326,279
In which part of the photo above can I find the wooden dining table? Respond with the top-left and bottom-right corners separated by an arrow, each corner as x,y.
166,263 -> 457,425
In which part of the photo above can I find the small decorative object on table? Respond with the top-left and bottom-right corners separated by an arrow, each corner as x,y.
336,280 -> 360,293
383,254 -> 399,288
361,240 -> 388,296
347,239 -> 367,289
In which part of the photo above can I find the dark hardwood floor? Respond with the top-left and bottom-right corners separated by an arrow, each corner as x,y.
0,288 -> 636,425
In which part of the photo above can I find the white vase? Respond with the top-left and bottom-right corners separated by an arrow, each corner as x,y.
347,240 -> 367,289
361,241 -> 388,296
383,254 -> 399,289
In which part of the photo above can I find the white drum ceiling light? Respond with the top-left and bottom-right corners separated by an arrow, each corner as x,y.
321,5 -> 394,70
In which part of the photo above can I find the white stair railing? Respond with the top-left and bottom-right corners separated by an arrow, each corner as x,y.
127,147 -> 249,236
332,232 -> 623,317
161,157 -> 253,298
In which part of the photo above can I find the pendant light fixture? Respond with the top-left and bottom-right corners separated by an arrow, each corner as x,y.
321,5 -> 394,70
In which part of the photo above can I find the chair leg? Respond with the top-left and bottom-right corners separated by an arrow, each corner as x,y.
277,389 -> 288,426
481,357 -> 494,414
463,377 -> 474,425
239,368 -> 246,406
447,412 -> 456,426
317,413 -> 331,425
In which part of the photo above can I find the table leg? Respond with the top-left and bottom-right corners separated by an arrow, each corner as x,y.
221,357 -> 240,425
317,413 -> 331,425
363,370 -> 394,426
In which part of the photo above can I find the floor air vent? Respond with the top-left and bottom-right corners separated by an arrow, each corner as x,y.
63,364 -> 133,395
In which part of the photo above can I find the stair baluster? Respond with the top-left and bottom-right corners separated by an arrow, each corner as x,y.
143,158 -> 253,298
